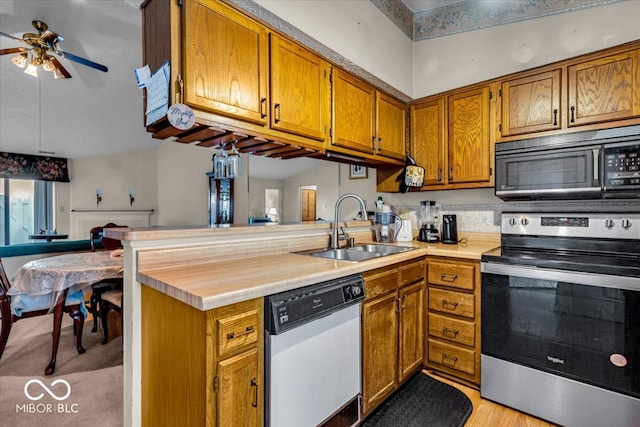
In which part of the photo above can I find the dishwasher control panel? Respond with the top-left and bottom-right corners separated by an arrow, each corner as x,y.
265,274 -> 365,334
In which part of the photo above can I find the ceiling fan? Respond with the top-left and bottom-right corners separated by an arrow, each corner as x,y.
0,20 -> 108,79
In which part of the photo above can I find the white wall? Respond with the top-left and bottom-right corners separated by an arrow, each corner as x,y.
413,1 -> 640,97
155,141 -> 216,226
255,0 -> 413,97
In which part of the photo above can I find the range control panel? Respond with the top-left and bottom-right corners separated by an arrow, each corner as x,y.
501,213 -> 640,239
604,143 -> 640,187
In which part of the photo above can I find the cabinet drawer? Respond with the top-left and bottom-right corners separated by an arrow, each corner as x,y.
428,339 -> 475,376
428,312 -> 475,347
428,288 -> 475,319
428,261 -> 474,290
365,269 -> 398,299
399,261 -> 425,286
217,308 -> 259,357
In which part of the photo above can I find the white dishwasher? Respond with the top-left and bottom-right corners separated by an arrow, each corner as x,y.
265,274 -> 365,427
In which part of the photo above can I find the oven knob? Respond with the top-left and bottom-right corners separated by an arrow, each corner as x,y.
621,218 -> 632,229
351,285 -> 362,296
604,218 -> 615,229
521,218 -> 529,226
508,217 -> 517,226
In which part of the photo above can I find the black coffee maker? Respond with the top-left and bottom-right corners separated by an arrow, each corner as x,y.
441,214 -> 458,244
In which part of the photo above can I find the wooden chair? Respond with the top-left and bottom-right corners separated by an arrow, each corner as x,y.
88,223 -> 125,332
100,289 -> 122,345
0,258 -> 85,375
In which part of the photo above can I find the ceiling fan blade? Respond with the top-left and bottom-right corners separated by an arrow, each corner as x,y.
50,57 -> 72,79
56,50 -> 108,72
0,47 -> 27,56
0,31 -> 24,43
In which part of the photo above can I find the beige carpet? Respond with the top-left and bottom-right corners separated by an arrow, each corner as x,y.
0,315 -> 123,426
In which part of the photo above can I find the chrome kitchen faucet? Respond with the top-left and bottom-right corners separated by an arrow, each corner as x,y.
332,194 -> 368,250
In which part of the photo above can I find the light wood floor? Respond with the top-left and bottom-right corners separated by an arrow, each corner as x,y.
424,370 -> 557,427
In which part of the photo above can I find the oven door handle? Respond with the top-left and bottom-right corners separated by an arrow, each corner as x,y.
481,262 -> 640,292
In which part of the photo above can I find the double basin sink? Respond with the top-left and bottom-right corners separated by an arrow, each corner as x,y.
297,244 -> 416,262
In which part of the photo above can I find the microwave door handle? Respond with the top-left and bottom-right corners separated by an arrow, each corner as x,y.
593,148 -> 600,186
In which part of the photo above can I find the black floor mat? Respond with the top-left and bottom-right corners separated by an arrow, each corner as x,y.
362,372 -> 473,427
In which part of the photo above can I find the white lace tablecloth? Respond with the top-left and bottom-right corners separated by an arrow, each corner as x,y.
9,251 -> 124,302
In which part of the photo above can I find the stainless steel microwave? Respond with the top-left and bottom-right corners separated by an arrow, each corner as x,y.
495,125 -> 640,200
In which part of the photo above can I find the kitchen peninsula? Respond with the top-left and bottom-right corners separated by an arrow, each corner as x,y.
105,222 -> 499,426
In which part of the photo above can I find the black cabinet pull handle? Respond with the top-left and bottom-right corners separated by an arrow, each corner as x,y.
441,273 -> 458,282
438,168 -> 442,182
371,135 -> 376,151
442,327 -> 459,338
226,325 -> 254,340
274,103 -> 281,123
251,378 -> 258,408
570,106 -> 575,123
260,98 -> 267,119
553,108 -> 558,126
442,353 -> 458,365
448,167 -> 453,181
442,299 -> 459,310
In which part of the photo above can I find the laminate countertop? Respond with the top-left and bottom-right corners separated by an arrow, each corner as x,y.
137,233 -> 500,311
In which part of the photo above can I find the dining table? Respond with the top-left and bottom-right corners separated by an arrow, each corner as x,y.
9,250 -> 124,311
7,250 -> 124,374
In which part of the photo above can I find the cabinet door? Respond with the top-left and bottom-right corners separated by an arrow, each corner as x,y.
411,98 -> 446,186
361,292 -> 398,415
500,69 -> 561,136
270,34 -> 329,141
448,86 -> 491,183
332,69 -> 376,154
217,348 -> 260,427
376,92 -> 406,160
398,282 -> 425,382
184,0 -> 268,124
568,49 -> 640,126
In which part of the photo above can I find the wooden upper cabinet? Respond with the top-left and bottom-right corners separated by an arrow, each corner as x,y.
376,92 -> 406,160
448,86 -> 491,184
500,69 -> 561,136
183,0 -> 268,124
568,48 -> 640,127
269,33 -> 330,141
411,98 -> 446,186
332,68 -> 376,154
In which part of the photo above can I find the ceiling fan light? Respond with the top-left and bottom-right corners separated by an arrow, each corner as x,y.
43,58 -> 55,72
52,67 -> 66,79
24,62 -> 38,77
11,53 -> 28,68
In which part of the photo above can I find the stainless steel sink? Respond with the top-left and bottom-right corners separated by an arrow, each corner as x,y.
296,244 -> 416,262
349,244 -> 412,254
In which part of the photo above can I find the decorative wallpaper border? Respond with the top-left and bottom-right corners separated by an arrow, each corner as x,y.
371,0 -> 625,41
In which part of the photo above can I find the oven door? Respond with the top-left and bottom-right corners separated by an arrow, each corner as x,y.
481,262 -> 640,399
495,145 -> 601,199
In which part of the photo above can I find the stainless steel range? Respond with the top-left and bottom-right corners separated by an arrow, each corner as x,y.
481,212 -> 640,427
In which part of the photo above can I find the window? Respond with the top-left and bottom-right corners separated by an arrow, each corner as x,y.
0,178 -> 54,245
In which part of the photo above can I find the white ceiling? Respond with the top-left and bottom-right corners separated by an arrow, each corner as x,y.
0,0 -> 154,159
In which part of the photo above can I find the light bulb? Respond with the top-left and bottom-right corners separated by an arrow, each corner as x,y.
53,67 -> 66,79
24,62 -> 38,77
11,53 -> 28,68
43,58 -> 55,72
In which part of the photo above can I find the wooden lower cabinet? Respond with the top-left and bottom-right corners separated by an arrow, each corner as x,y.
425,257 -> 481,387
361,259 -> 425,417
141,285 -> 263,427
